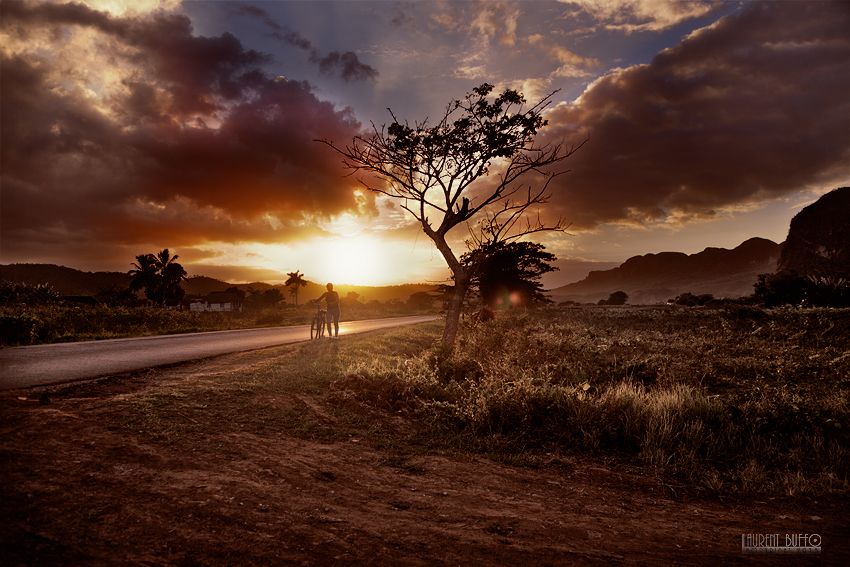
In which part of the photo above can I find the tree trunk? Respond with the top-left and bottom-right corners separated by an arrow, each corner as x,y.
441,278 -> 468,347
429,229 -> 468,349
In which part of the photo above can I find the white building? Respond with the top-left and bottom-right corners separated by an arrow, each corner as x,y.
190,291 -> 245,312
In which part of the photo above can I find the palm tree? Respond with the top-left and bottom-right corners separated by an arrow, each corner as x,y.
285,270 -> 307,306
156,249 -> 188,306
128,249 -> 187,306
263,288 -> 284,305
129,253 -> 160,304
247,287 -> 265,306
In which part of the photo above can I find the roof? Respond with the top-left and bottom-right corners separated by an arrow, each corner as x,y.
204,291 -> 245,303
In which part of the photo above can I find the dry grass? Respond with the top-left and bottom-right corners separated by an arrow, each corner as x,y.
0,302 -> 437,346
379,306 -> 850,496
82,305 -> 850,497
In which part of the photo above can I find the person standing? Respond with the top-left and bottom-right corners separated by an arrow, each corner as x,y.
314,283 -> 340,338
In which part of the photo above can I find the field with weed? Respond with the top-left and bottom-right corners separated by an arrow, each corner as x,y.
2,305 -> 848,565
390,306 -> 850,496
0,302 -> 435,347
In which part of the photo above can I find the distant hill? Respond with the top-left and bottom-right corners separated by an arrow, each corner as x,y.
0,264 -> 438,303
778,187 -> 849,280
183,278 -> 438,304
548,238 -> 783,305
182,275 -> 240,296
0,264 -> 131,296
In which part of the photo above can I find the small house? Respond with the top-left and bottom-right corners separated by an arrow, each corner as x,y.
190,291 -> 245,312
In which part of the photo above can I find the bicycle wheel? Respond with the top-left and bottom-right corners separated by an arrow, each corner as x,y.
318,315 -> 326,338
311,316 -> 320,339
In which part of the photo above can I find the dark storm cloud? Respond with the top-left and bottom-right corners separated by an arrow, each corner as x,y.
233,4 -> 314,52
540,0 -> 850,229
233,4 -> 378,83
313,51 -> 379,83
390,9 -> 416,30
2,1 -> 273,114
0,1 -> 368,260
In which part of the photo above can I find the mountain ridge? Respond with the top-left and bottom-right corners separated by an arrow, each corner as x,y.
0,264 -> 437,303
548,237 -> 783,304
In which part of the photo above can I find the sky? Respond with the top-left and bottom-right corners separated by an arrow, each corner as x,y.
1,0 -> 848,288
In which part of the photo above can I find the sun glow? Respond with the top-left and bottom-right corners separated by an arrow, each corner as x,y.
316,235 -> 392,286
284,236 -> 398,285
185,230 -> 452,288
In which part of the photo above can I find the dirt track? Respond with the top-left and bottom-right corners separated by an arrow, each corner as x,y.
2,355 -> 848,566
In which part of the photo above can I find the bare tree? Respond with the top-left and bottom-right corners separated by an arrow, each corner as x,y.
317,83 -> 583,347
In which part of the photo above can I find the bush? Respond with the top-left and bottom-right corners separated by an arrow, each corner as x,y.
0,281 -> 60,306
0,300 -> 441,347
0,313 -> 41,345
753,271 -> 850,307
332,306 -> 850,495
672,292 -> 714,306
598,291 -> 628,305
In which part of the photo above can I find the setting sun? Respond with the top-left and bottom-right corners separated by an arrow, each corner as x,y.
1,0 -> 845,290
312,236 -> 393,286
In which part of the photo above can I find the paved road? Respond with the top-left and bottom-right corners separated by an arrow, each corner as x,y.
0,315 -> 440,390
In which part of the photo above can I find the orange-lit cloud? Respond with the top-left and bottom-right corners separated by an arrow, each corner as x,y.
561,0 -> 722,33
2,0 -> 848,288
1,1 -> 369,265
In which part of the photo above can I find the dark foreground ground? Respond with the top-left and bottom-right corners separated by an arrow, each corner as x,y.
2,350 -> 848,567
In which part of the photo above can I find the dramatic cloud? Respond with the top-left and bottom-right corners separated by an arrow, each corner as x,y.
234,4 -> 378,83
313,51 -> 379,83
527,33 -> 599,79
539,0 -> 850,229
2,0 -> 847,285
561,0 -> 723,33
0,1 -> 368,264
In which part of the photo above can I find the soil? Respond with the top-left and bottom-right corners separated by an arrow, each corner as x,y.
1,353 -> 848,567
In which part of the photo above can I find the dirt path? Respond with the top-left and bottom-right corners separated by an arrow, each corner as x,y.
2,355 -> 847,566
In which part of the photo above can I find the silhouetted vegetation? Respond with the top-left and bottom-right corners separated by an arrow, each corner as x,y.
0,281 -> 60,306
753,271 -> 850,308
598,290 -> 628,305
247,287 -> 284,307
320,83 -> 584,347
128,249 -> 187,306
0,295 -> 439,347
95,285 -> 143,307
285,271 -> 308,305
671,292 -> 715,306
406,291 -> 435,310
461,240 -> 557,309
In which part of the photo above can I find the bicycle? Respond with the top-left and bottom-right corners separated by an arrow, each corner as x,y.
310,302 -> 326,339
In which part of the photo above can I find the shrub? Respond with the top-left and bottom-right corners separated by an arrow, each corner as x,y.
333,306 -> 850,495
0,313 -> 41,345
0,281 -> 60,306
753,271 -> 850,307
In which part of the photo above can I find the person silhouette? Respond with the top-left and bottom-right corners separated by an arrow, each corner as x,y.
314,283 -> 340,338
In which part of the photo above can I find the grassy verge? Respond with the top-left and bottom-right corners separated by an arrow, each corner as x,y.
102,306 -> 849,497
0,303 -> 438,346
414,306 -> 850,495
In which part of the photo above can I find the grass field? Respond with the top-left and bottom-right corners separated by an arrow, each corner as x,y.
92,304 -> 850,497
0,302 -> 436,347
4,304 -> 848,565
